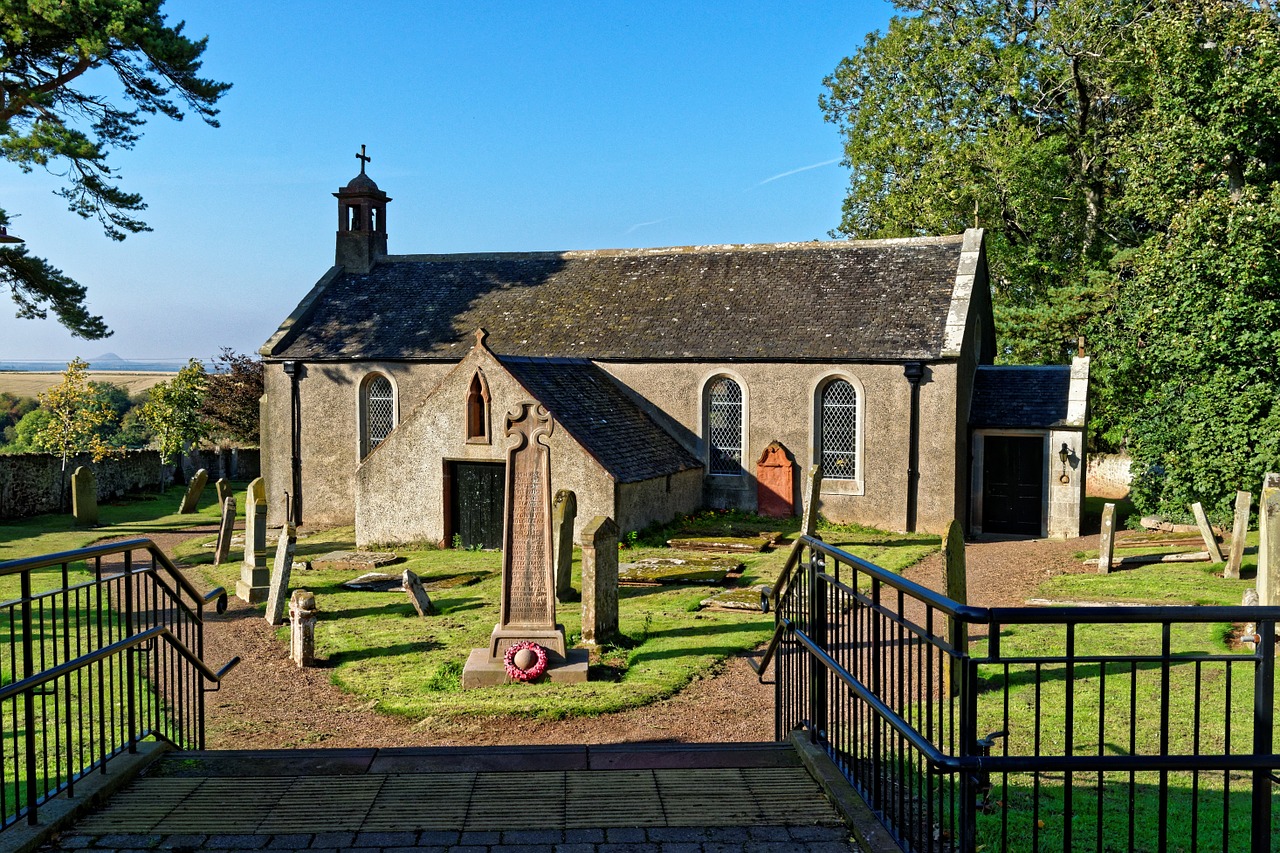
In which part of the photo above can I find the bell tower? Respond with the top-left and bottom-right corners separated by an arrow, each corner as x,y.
334,145 -> 391,274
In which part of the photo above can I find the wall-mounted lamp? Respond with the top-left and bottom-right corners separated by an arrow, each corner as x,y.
1058,442 -> 1072,484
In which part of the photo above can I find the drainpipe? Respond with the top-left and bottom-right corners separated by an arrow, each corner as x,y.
283,361 -> 303,527
903,361 -> 925,533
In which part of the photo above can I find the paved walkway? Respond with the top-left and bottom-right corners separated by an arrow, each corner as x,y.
40,744 -> 858,853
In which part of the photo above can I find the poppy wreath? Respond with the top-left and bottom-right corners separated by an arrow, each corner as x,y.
503,641 -> 548,682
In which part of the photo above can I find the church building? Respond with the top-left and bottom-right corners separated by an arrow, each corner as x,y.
259,162 -> 1089,546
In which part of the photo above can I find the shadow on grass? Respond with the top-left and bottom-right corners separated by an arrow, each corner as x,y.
325,639 -> 443,665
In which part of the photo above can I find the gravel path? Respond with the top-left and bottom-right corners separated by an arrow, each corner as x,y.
141,527 -> 1096,750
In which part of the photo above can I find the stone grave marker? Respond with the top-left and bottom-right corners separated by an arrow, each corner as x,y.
179,468 -> 209,514
553,489 -> 577,602
214,496 -> 236,566
1097,502 -> 1117,574
215,477 -> 232,507
403,569 -> 434,617
462,402 -> 589,687
265,525 -> 297,626
800,464 -> 823,537
71,466 -> 98,527
1190,502 -> 1224,564
1260,480 -> 1280,607
580,515 -> 620,645
756,441 -> 796,518
236,477 -> 269,603
941,519 -> 966,697
289,589 -> 317,667
1226,491 -> 1251,580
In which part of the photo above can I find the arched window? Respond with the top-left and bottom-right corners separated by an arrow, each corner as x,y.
465,371 -> 490,443
706,377 -> 744,476
820,379 -> 858,480
361,374 -> 395,458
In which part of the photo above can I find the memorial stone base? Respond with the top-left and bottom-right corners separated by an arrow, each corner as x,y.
236,563 -> 270,604
461,646 -> 590,689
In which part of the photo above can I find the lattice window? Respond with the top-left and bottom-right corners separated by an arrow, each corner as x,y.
821,379 -> 857,480
707,377 -> 743,476
364,375 -> 395,456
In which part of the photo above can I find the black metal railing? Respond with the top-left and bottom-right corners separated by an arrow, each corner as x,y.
0,538 -> 238,828
756,535 -> 1280,853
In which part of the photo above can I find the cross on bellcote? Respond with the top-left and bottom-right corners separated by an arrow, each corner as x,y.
356,144 -> 371,174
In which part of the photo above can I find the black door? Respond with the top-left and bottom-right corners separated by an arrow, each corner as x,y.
982,436 -> 1044,535
450,462 -> 505,549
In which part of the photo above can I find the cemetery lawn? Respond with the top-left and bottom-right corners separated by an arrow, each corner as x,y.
181,516 -> 939,720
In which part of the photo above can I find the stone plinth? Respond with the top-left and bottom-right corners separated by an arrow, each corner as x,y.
236,477 -> 269,603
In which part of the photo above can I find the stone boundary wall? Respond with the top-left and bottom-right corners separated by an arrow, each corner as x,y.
0,451 -> 169,519
181,448 -> 260,482
1086,452 -> 1132,499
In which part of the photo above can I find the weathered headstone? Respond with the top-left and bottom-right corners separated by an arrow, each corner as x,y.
462,401 -> 589,687
403,569 -> 434,617
580,515 -> 620,645
553,489 -> 577,602
265,525 -> 297,626
235,477 -> 269,603
213,496 -> 236,566
1190,502 -> 1224,564
179,468 -> 209,514
941,520 -> 966,697
1097,502 -> 1117,574
1226,491 -> 1251,580
289,589 -> 317,667
215,477 -> 232,507
71,466 -> 98,527
799,464 -> 823,537
1260,480 -> 1280,607
755,441 -> 795,518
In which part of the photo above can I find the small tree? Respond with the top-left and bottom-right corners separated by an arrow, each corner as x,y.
36,357 -> 119,470
202,348 -> 263,444
141,359 -> 208,479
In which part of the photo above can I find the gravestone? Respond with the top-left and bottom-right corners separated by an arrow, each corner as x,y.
403,569 -> 434,617
1260,479 -> 1280,607
289,589 -> 317,667
941,520 -> 966,697
235,477 -> 269,603
180,468 -> 209,514
462,402 -> 589,687
1097,502 -> 1117,574
553,489 -> 577,602
1190,502 -> 1224,564
755,441 -> 795,518
71,466 -> 98,527
580,515 -> 620,645
799,464 -> 823,537
265,525 -> 297,626
215,477 -> 232,507
214,496 -> 236,566
1259,473 -> 1280,599
1226,491 -> 1251,580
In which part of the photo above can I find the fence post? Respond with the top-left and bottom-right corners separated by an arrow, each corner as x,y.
959,651 -> 981,853
20,570 -> 37,825
808,547 -> 828,745
1253,618 -> 1275,853
123,550 -> 137,753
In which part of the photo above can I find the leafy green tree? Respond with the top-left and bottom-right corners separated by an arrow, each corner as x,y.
201,348 -> 263,444
3,407 -> 51,453
34,357 -> 119,468
141,358 -> 207,471
0,1 -> 230,338
0,390 -> 38,436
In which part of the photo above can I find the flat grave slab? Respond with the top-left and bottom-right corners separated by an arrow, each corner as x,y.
619,556 -> 743,586
699,584 -> 771,612
311,551 -> 402,573
340,571 -> 489,592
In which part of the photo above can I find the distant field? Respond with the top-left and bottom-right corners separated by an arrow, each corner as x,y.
0,371 -> 174,398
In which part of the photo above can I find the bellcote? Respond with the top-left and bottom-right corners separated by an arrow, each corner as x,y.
334,145 -> 391,274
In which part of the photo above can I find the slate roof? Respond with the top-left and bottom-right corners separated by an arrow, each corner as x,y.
969,366 -> 1074,429
500,356 -> 702,483
265,236 -> 970,363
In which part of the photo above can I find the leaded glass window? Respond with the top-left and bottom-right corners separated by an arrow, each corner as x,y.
821,380 -> 857,480
364,375 -> 395,456
707,377 -> 743,476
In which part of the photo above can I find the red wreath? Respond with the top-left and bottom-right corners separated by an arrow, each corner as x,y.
503,641 -> 548,682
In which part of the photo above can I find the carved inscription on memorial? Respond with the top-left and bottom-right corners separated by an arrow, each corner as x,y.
499,403 -> 556,631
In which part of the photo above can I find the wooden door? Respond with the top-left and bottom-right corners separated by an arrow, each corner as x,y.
982,436 -> 1044,536
450,461 -> 505,549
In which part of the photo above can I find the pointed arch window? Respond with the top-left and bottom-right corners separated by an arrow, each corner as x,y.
820,379 -> 858,480
465,371 -> 491,443
361,374 -> 396,459
706,377 -> 744,476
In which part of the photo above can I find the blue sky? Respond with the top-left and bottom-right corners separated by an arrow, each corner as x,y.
0,1 -> 894,363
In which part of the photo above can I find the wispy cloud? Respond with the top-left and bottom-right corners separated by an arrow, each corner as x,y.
753,158 -> 841,188
625,218 -> 667,235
